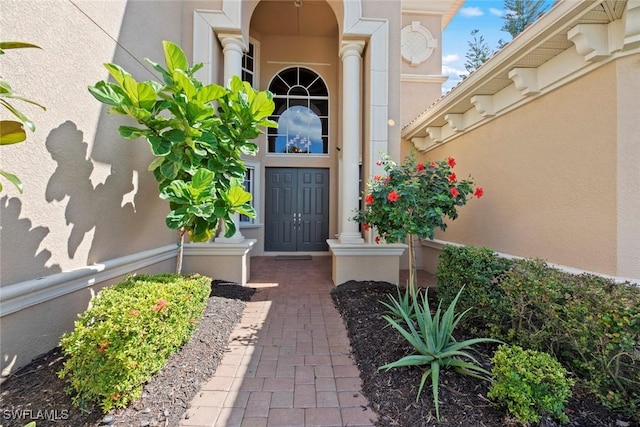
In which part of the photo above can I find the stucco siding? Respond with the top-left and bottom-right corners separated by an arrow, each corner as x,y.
418,64 -> 619,275
616,54 -> 640,278
1,0 -> 187,376
1,0 -> 184,286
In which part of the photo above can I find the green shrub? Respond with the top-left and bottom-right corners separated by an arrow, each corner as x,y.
498,259 -> 640,417
58,273 -> 210,412
436,245 -> 640,418
379,286 -> 501,421
435,245 -> 512,333
494,259 -> 570,349
489,344 -> 574,424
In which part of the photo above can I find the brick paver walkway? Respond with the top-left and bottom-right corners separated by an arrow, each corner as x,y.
179,256 -> 378,427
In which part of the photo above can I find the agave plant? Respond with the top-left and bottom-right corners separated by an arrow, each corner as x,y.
379,286 -> 501,421
379,284 -> 416,327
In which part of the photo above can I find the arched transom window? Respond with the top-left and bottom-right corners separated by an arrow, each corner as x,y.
267,67 -> 329,154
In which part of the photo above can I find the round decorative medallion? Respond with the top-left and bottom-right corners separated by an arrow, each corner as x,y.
401,21 -> 437,66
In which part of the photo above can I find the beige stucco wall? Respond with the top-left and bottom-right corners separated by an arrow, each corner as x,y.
0,0 -> 187,286
0,0 -> 196,375
400,12 -> 445,126
615,54 -> 640,278
415,63 -> 619,275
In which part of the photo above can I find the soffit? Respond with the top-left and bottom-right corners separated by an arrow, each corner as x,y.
251,0 -> 338,37
404,0 -> 628,132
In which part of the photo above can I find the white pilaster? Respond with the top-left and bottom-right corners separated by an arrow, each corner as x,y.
338,41 -> 365,244
218,34 -> 245,84
215,33 -> 246,243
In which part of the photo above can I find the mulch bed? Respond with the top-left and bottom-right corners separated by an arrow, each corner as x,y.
1,279 -> 637,427
331,280 -> 638,427
0,281 -> 254,427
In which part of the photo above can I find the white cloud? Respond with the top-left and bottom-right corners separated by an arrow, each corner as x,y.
442,64 -> 467,85
459,7 -> 483,17
489,8 -> 504,17
442,54 -> 460,64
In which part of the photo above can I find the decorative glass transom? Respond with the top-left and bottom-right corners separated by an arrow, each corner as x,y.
267,67 -> 329,154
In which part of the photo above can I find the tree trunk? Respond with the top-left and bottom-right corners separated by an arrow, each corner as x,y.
176,229 -> 186,274
408,233 -> 416,295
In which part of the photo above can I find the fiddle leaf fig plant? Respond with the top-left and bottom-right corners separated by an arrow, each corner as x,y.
0,41 -> 46,193
88,40 -> 276,272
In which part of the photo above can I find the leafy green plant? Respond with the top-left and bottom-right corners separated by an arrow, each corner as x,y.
498,259 -> 640,417
379,286 -> 501,421
1,41 -> 46,193
489,344 -> 574,424
58,273 -> 210,412
435,244 -> 512,334
88,41 -> 276,272
354,154 -> 483,293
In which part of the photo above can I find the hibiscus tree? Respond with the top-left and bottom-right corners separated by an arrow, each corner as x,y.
353,154 -> 483,293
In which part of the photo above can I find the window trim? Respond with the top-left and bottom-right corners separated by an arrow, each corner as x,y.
267,67 -> 330,156
239,161 -> 261,228
242,38 -> 260,89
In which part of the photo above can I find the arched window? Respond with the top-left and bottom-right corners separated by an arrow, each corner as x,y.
267,67 -> 329,154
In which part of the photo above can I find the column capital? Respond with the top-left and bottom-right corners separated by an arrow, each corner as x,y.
340,40 -> 365,59
218,33 -> 246,53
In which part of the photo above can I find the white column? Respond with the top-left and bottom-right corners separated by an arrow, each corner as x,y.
219,34 -> 245,83
215,33 -> 246,243
338,41 -> 365,244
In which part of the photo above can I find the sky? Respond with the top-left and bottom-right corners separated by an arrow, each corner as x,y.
441,0 -> 553,93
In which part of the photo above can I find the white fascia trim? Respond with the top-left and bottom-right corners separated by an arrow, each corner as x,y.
0,245 -> 177,316
420,238 -> 640,285
193,3 -> 243,85
193,11 -> 217,84
183,240 -> 256,257
194,6 -> 241,33
402,0 -> 462,17
327,239 -> 407,256
402,0 -> 598,139
343,0 -> 363,35
410,40 -> 640,152
401,74 -> 448,83
344,17 -> 390,179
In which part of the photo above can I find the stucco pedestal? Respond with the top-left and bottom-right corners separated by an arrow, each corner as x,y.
327,239 -> 407,286
183,240 -> 256,285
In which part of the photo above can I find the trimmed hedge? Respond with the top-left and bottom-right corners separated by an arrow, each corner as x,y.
436,245 -> 640,418
435,245 -> 511,334
58,273 -> 210,412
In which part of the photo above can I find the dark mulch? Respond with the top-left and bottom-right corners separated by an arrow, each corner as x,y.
331,280 -> 638,427
0,281 -> 254,427
1,278 -> 637,427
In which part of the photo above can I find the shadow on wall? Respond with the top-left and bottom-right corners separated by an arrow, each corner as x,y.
0,197 -> 62,284
45,121 -> 138,262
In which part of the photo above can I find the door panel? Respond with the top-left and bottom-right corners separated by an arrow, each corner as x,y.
297,169 -> 329,251
266,169 -> 297,251
265,168 -> 329,252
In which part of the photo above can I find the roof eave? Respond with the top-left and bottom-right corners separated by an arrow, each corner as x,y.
402,0 -> 598,140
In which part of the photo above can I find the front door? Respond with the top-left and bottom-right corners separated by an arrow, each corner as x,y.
265,168 -> 329,252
